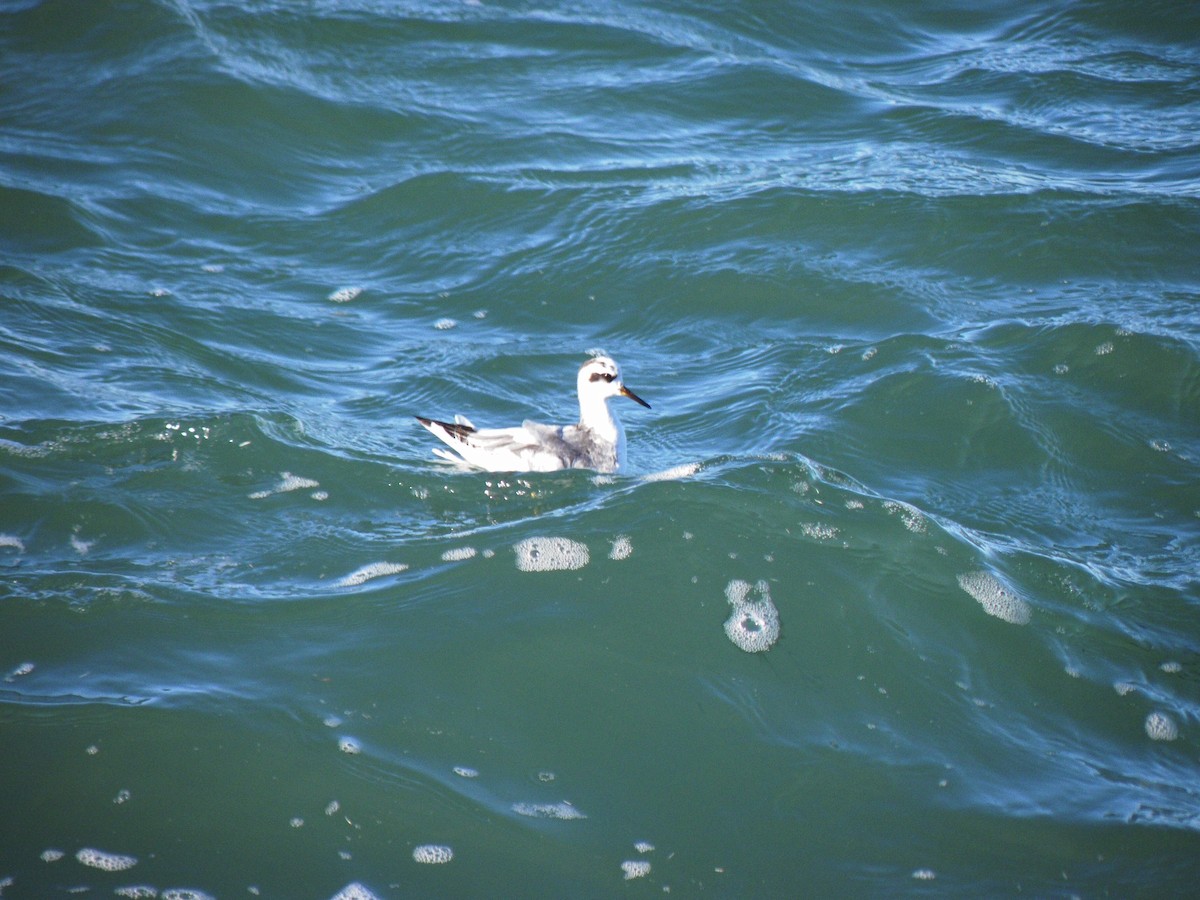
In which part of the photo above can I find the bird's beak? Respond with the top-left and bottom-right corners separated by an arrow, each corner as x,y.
620,385 -> 651,409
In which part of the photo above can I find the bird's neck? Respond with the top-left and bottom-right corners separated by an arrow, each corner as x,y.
579,395 -> 622,445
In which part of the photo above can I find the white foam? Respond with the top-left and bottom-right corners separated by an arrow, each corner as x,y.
5,661 -> 34,681
249,472 -> 321,500
634,841 -> 655,854
514,536 -> 589,572
0,534 -> 25,553
956,571 -> 1032,625
434,318 -> 457,330
115,888 -> 157,899
330,884 -> 382,900
338,736 -> 362,755
336,562 -> 409,587
441,546 -> 477,562
412,844 -> 454,864
325,800 -> 340,816
41,849 -> 64,863
1160,661 -> 1182,674
512,800 -> 587,820
1145,711 -> 1179,741
162,891 -> 215,900
328,286 -> 362,303
453,766 -> 479,778
76,847 -> 137,871
800,522 -> 839,541
723,579 -> 780,653
884,500 -> 927,533
641,462 -> 701,482
621,860 -> 651,880
609,535 -> 633,560
912,868 -> 937,880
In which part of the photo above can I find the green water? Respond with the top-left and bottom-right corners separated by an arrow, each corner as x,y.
2,0 -> 1199,896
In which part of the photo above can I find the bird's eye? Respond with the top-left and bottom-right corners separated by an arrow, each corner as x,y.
604,373 -> 615,383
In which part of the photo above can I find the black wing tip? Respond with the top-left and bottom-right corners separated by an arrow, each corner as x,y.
415,416 -> 475,440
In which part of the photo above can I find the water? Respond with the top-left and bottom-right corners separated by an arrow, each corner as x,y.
2,0 -> 1198,895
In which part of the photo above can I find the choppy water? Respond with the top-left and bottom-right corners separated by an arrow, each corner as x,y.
3,0 -> 1199,896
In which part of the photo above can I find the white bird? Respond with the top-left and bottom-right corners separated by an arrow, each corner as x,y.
416,355 -> 651,473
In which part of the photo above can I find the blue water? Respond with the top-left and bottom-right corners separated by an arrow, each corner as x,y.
2,0 -> 1199,896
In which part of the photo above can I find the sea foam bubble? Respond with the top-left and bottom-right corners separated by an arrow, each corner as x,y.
328,286 -> 362,303
249,471 -> 320,500
621,860 -> 651,880
514,536 -> 589,572
609,535 -> 633,560
1145,711 -> 1179,741
956,571 -> 1032,625
76,847 -> 138,871
512,800 -> 587,820
336,562 -> 409,587
641,462 -> 701,482
412,844 -> 454,864
329,884 -> 382,900
723,579 -> 780,653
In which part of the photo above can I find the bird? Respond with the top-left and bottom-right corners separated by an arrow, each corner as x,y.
415,355 -> 651,473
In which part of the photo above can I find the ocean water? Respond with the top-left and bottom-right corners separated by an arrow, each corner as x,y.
2,0 -> 1199,896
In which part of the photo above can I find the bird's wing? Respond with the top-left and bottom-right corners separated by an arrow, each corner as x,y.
417,416 -> 577,472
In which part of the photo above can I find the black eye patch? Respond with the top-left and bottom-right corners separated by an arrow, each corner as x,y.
589,371 -> 616,383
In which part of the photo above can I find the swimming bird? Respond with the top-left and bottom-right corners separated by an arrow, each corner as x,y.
415,356 -> 651,473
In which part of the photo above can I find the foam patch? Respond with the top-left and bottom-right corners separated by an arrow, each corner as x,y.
621,860 -> 651,880
956,571 -> 1032,625
336,562 -> 409,587
641,462 -> 701,482
514,537 -> 589,572
609,535 -> 633,560
1145,711 -> 1179,741
330,884 -> 382,900
512,800 -> 587,819
76,847 -> 137,871
328,286 -> 362,303
412,844 -> 454,864
723,579 -> 780,653
249,471 -> 320,500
